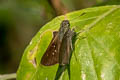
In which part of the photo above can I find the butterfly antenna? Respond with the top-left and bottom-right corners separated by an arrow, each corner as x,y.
57,17 -> 61,22
64,14 -> 68,20
70,12 -> 86,22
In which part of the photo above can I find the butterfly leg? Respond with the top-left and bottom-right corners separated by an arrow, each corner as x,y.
70,28 -> 76,50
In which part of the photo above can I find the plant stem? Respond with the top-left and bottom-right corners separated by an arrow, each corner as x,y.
0,73 -> 16,80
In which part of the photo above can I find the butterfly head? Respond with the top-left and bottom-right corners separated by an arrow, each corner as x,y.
61,20 -> 70,27
60,20 -> 70,33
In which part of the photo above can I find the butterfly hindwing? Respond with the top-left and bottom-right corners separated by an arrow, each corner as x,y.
41,31 -> 59,66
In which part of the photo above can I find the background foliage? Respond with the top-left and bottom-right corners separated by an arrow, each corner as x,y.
17,5 -> 120,80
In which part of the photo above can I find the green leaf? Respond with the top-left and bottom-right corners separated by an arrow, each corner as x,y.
17,5 -> 120,80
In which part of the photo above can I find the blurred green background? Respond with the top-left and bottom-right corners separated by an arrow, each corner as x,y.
0,0 -> 119,74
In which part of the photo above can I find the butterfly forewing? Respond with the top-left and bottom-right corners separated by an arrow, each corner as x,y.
41,31 -> 60,66
59,29 -> 75,65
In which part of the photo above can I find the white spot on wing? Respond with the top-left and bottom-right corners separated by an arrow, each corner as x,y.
53,45 -> 55,48
55,50 -> 57,52
52,52 -> 55,55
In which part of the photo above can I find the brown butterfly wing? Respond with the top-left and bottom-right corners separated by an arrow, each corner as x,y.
41,31 -> 59,66
59,29 -> 75,65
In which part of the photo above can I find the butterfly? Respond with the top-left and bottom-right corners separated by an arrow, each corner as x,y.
41,20 -> 75,66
